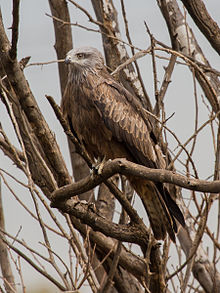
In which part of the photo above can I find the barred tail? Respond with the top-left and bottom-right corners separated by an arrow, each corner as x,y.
129,177 -> 177,242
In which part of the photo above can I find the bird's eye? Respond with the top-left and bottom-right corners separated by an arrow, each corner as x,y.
77,53 -> 84,59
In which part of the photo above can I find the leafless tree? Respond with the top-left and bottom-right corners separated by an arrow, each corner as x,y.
0,1 -> 219,292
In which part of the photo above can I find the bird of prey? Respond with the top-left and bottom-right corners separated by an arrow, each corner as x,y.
61,46 -> 185,241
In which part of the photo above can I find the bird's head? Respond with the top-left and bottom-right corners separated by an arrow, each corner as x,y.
65,47 -> 105,72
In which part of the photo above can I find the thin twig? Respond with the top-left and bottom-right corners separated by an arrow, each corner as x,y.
168,112 -> 219,170
144,22 -> 159,107
99,241 -> 122,293
65,215 -> 100,291
26,59 -> 64,68
67,0 -> 105,29
45,13 -> 141,52
167,196 -> 210,282
155,54 -> 177,116
120,0 -> 150,103
1,237 -> 66,291
45,95 -> 93,168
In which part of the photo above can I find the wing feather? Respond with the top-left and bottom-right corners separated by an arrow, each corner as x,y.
92,79 -> 157,168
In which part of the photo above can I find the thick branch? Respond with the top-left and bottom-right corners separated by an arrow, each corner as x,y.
91,0 -> 152,111
157,0 -> 220,113
0,10 -> 71,188
0,179 -> 16,293
52,158 -> 220,202
181,0 -> 220,55
9,0 -> 20,60
52,197 -> 149,247
48,0 -> 73,96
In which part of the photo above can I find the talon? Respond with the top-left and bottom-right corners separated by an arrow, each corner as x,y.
91,156 -> 107,175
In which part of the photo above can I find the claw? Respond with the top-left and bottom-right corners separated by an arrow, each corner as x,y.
92,156 -> 107,175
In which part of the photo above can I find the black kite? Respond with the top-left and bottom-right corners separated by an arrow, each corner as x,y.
61,46 -> 185,241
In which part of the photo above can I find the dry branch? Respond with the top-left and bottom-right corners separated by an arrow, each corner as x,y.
180,0 -> 220,55
0,11 -> 71,188
0,180 -> 16,293
52,197 -> 149,247
91,0 -> 151,110
157,0 -> 220,113
9,0 -> 20,60
52,158 -> 220,202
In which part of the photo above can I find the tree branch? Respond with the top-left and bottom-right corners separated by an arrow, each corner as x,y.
1,236 -> 66,291
9,0 -> 20,60
0,10 -> 71,188
157,0 -> 220,114
52,197 -> 149,247
181,0 -> 220,55
0,179 -> 16,293
52,158 -> 220,202
48,0 -> 73,96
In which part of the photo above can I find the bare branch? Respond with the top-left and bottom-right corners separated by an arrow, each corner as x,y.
52,158 -> 220,202
0,12 -> 71,188
48,0 -> 73,96
181,0 -> 220,55
157,0 -> 220,114
0,179 -> 16,293
9,0 -> 20,60
52,197 -> 149,248
1,237 -> 66,291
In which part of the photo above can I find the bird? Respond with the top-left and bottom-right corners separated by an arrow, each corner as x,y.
61,46 -> 185,242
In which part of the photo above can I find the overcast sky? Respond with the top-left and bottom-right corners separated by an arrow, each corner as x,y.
0,1 -> 219,292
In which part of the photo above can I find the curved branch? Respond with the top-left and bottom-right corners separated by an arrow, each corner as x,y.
69,215 -> 149,284
52,197 -> 149,247
181,0 -> 220,55
157,0 -> 220,114
0,11 -> 71,189
52,158 -> 220,202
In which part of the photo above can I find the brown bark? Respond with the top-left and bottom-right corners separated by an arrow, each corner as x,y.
48,0 -> 73,96
0,180 -> 16,293
157,0 -> 220,113
180,0 -> 220,55
0,10 -> 71,189
158,0 -> 220,112
52,158 -> 220,201
91,0 -> 152,111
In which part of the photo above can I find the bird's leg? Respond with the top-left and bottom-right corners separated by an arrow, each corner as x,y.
92,156 -> 107,175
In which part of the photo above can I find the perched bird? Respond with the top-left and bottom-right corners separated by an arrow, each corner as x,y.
61,46 -> 185,241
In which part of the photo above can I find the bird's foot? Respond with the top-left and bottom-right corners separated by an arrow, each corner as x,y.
92,156 -> 107,175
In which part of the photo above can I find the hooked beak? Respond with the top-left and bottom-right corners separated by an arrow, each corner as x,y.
65,55 -> 72,64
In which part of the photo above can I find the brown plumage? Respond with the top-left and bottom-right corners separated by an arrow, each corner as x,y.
62,46 -> 185,241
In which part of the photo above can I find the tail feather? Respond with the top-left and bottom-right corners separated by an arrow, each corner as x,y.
129,177 -> 179,242
163,187 -> 185,228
